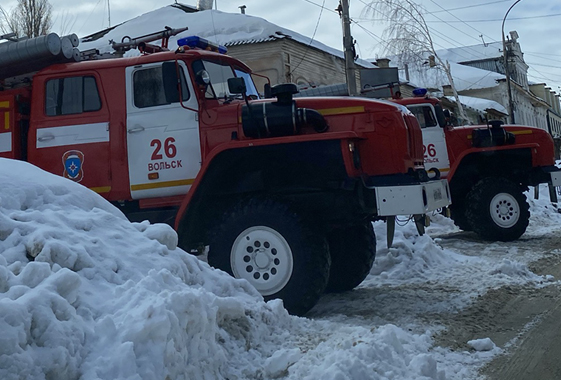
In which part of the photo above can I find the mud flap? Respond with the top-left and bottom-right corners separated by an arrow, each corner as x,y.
386,216 -> 395,248
549,183 -> 558,203
414,214 -> 428,236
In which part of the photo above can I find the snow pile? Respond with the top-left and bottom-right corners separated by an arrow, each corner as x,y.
0,159 -> 294,380
526,183 -> 561,235
467,338 -> 497,352
366,215 -> 546,294
287,323 -> 446,380
1,157 -> 560,380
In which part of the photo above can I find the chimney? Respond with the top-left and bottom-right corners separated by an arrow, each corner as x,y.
197,0 -> 214,11
239,5 -> 246,14
376,58 -> 391,68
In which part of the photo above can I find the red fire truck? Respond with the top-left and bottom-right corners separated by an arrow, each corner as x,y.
0,30 -> 450,315
392,91 -> 561,242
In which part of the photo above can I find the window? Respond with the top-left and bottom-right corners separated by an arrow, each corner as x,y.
408,105 -> 438,129
133,64 -> 189,108
45,76 -> 101,116
204,61 -> 235,99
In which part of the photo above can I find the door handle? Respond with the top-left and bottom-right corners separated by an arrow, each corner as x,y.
127,125 -> 145,133
37,134 -> 55,142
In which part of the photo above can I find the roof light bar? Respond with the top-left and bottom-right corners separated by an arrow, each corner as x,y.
177,36 -> 227,54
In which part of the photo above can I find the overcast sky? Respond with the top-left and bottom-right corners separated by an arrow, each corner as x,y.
3,0 -> 561,94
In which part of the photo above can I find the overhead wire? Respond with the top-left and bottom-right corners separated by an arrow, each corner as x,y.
429,0 -> 512,13
355,0 -> 485,61
428,0 -> 496,44
298,0 -> 561,93
290,0 -> 326,74
426,13 -> 561,23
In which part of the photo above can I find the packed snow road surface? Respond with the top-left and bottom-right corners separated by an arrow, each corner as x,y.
1,158 -> 560,379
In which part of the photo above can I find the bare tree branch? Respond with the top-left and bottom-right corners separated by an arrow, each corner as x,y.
362,0 -> 468,123
0,6 -> 20,37
0,0 -> 52,38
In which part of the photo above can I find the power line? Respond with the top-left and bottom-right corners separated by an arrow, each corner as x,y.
526,62 -> 561,70
425,13 -> 561,23
299,0 -> 339,16
429,0 -> 512,13
525,51 -> 561,58
355,0 -> 491,61
290,0 -> 326,74
427,0 -> 496,44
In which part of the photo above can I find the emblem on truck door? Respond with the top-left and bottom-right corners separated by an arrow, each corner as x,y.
62,150 -> 84,182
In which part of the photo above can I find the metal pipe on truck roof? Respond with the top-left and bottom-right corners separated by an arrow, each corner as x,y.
60,37 -> 75,59
0,33 -> 61,66
62,33 -> 80,47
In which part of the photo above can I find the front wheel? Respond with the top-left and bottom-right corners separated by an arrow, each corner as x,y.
465,178 -> 530,241
207,198 -> 330,316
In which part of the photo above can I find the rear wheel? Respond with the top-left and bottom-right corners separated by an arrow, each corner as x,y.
450,201 -> 472,231
207,198 -> 330,316
325,222 -> 376,293
465,178 -> 530,241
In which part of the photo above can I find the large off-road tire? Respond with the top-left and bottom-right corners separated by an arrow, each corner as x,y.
465,178 -> 530,241
325,222 -> 376,293
449,201 -> 472,231
207,198 -> 330,316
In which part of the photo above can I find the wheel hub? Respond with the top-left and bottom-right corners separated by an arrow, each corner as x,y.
254,250 -> 270,269
490,192 -> 520,228
231,226 -> 293,296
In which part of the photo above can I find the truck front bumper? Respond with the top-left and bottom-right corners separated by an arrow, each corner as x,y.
370,179 -> 451,216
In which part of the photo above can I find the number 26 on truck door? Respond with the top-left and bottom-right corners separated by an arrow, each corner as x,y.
150,137 -> 177,160
423,143 -> 436,158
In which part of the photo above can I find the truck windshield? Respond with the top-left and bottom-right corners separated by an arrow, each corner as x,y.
194,60 -> 259,100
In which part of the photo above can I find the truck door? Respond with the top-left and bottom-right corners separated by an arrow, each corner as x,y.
125,60 -> 201,199
31,74 -> 112,194
408,104 -> 451,178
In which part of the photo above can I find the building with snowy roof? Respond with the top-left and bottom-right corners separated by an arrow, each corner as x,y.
385,31 -> 561,135
80,2 -> 374,95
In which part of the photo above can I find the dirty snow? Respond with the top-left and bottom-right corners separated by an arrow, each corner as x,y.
1,158 -> 560,380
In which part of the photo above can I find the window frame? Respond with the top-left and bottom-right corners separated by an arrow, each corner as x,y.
45,75 -> 102,117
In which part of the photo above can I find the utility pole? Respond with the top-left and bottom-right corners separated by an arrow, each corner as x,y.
339,0 -> 358,96
502,0 -> 521,124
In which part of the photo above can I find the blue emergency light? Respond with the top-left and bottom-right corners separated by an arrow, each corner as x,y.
412,88 -> 428,97
177,36 -> 228,54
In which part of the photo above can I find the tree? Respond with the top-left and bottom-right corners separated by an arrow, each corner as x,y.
363,0 -> 468,123
0,0 -> 53,38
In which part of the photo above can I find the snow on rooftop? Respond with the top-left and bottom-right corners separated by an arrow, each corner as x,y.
80,5 -> 374,68
405,62 -> 504,92
435,41 -> 504,64
446,95 -> 508,115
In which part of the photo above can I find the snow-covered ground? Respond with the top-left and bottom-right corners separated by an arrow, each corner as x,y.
1,158 -> 560,380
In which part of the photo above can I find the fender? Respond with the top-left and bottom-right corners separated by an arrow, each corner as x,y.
447,142 -> 539,180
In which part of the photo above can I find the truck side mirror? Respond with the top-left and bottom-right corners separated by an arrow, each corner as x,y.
228,77 -> 246,94
437,107 -> 450,127
264,83 -> 272,99
162,61 -> 179,103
